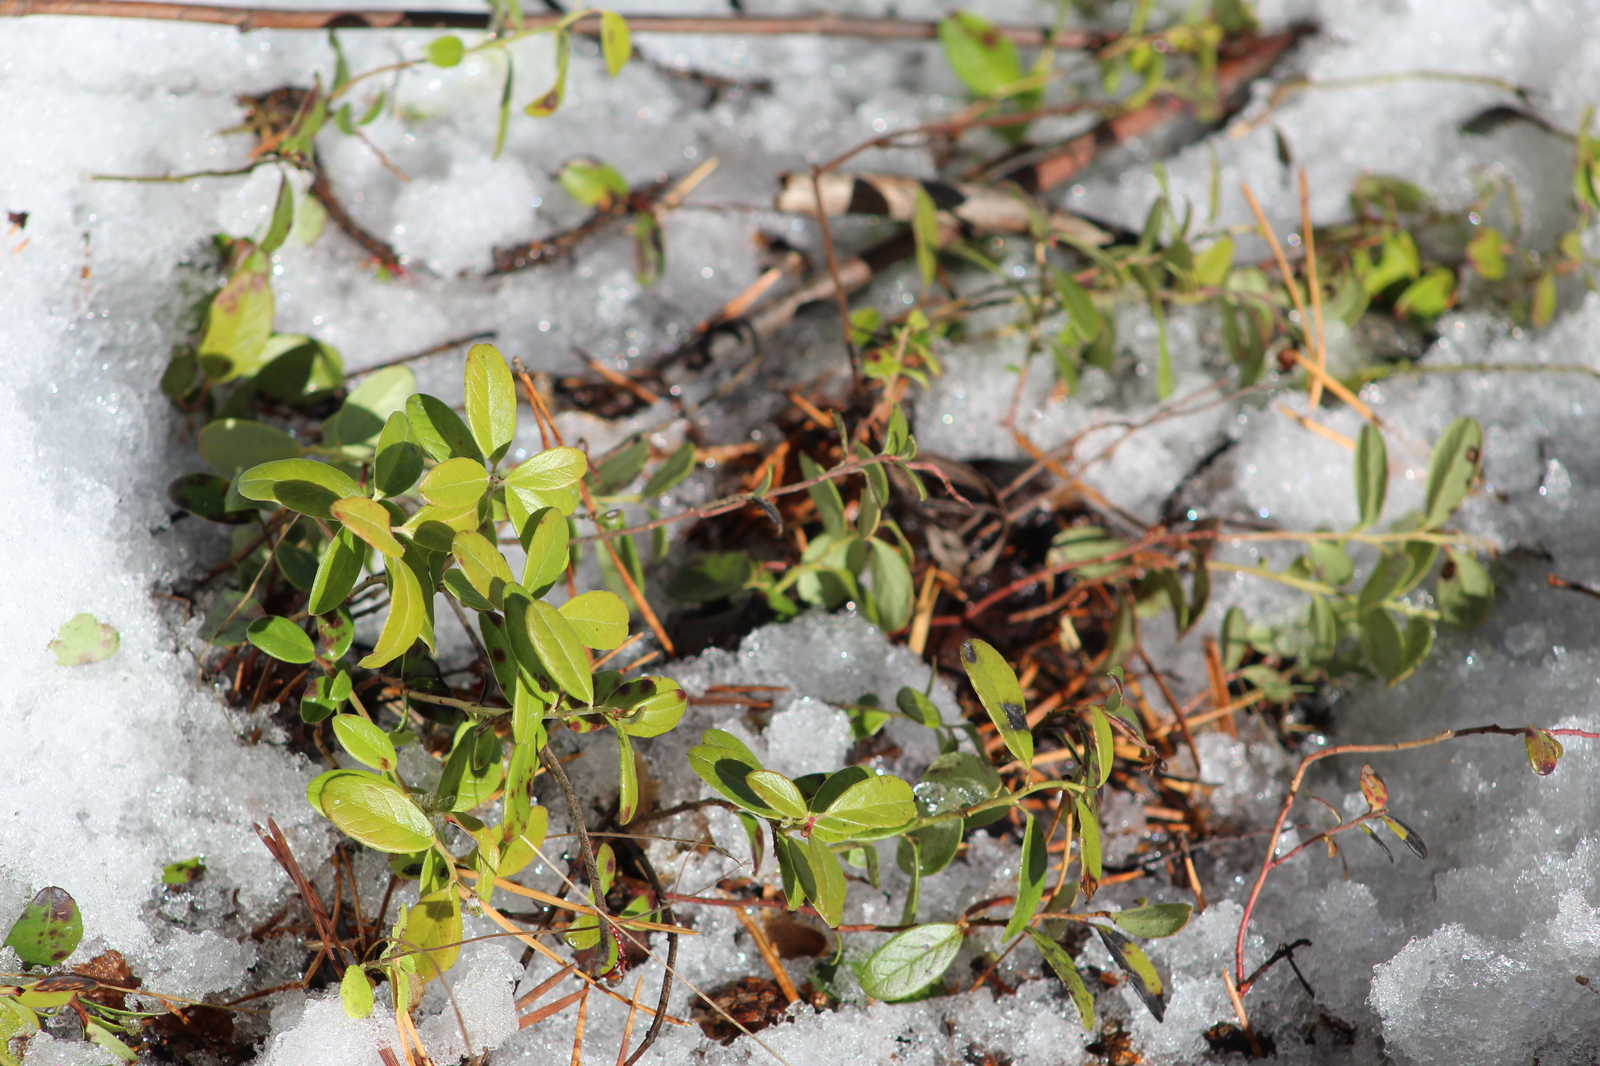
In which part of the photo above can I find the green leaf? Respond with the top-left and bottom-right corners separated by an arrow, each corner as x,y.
1466,226 -> 1506,280
616,727 -> 639,822
1095,925 -> 1166,1021
912,185 -> 940,286
199,255 -> 274,380
419,456 -> 489,511
237,458 -> 362,520
1029,929 -> 1095,1030
507,446 -> 589,492
436,723 -> 502,812
1052,269 -> 1102,344
463,342 -> 517,466
810,773 -> 917,841
332,714 -> 399,772
1075,796 -> 1102,886
1112,902 -> 1192,939
1532,269 -> 1558,328
799,453 -> 847,539
558,158 -> 630,210
1422,417 -> 1483,529
160,856 -> 206,885
1394,267 -> 1455,320
805,833 -> 847,927
600,10 -> 630,76
246,616 -> 316,664
1004,813 -> 1049,940
1193,235 -> 1234,288
4,887 -> 83,966
1353,424 -> 1388,530
374,410 -> 424,498
261,172 -> 295,255
747,771 -> 810,821
1358,608 -> 1406,682
519,507 -> 571,595
427,34 -> 465,67
526,599 -> 593,703
938,12 -> 1020,97
405,887 -> 462,981
594,438 -> 650,495
324,367 -> 416,452
1088,705 -> 1115,788
357,556 -> 427,669
200,419 -> 302,480
317,771 -> 434,853
407,393 -> 484,464
642,442 -> 697,496
253,336 -> 344,404
960,638 -> 1033,767
559,590 -> 629,650
83,1020 -> 138,1063
687,729 -> 777,815
1438,549 -> 1494,628
895,686 -> 941,727
665,551 -> 752,603
859,923 -> 962,1001
49,613 -> 119,667
867,539 -> 914,632
773,832 -> 806,909
167,472 -> 254,524
341,966 -> 375,1019
1306,541 -> 1355,587
607,676 -> 686,737
308,527 -> 366,616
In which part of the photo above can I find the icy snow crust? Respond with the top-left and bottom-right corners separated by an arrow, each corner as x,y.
9,0 -> 1600,1062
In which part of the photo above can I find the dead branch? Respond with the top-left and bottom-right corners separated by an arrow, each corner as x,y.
774,171 -> 1111,245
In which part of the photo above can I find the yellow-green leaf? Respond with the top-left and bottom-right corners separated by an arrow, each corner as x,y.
358,556 -> 427,669
331,496 -> 404,559
332,713 -> 399,772
341,966 -> 375,1019
558,590 -> 629,650
600,10 -> 630,77
419,456 -> 489,511
506,446 -> 588,492
318,772 -> 434,853
519,506 -> 571,594
451,529 -> 513,608
463,342 -> 517,465
199,255 -> 274,381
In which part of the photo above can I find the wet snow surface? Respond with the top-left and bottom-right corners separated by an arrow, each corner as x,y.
8,0 -> 1600,1062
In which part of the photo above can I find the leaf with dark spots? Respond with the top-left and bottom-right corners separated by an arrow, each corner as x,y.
1001,702 -> 1026,730
5,887 -> 83,966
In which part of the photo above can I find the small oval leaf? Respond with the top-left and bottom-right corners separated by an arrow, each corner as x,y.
859,923 -> 962,1001
246,616 -> 317,664
1111,902 -> 1193,939
4,888 -> 83,966
419,456 -> 489,511
332,714 -> 399,772
558,590 -> 629,650
317,772 -> 435,853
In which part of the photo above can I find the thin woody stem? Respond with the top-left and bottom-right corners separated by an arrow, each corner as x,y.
1234,722 -> 1600,992
0,0 -> 1102,48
